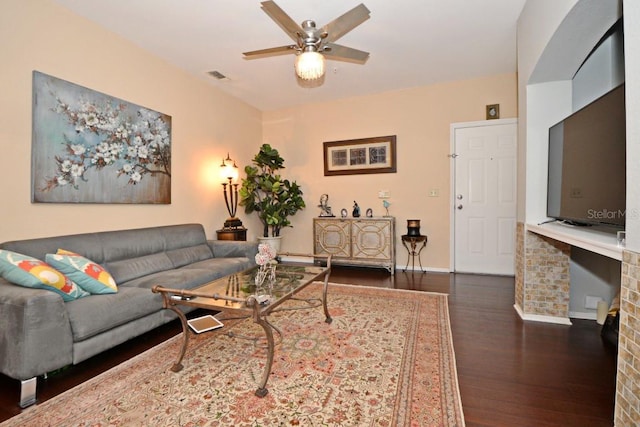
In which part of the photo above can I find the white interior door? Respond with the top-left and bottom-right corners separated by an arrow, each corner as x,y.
452,120 -> 517,275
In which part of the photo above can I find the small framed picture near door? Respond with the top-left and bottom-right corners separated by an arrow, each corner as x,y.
486,104 -> 500,120
323,135 -> 397,176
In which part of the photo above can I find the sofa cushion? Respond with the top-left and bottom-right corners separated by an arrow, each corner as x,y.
46,250 -> 117,295
97,224 -> 208,264
166,244 -> 213,268
161,224 -> 209,250
106,252 -> 174,284
0,233 -> 103,264
181,257 -> 254,278
65,287 -> 163,341
0,250 -> 88,301
120,267 -> 225,291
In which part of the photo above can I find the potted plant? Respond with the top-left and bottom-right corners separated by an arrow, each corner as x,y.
239,144 -> 305,251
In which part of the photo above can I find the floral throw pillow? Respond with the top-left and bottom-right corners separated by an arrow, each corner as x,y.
0,249 -> 88,301
46,249 -> 118,295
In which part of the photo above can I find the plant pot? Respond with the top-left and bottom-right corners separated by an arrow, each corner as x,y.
257,236 -> 282,255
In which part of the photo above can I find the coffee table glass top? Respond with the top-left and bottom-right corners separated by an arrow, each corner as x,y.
152,260 -> 333,397
180,263 -> 328,311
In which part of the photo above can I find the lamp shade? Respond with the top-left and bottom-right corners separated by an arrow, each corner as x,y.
295,51 -> 325,80
407,219 -> 421,237
219,154 -> 239,182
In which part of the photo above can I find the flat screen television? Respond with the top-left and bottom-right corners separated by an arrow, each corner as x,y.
546,83 -> 626,228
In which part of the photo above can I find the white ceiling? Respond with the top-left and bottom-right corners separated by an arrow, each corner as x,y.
51,0 -> 527,112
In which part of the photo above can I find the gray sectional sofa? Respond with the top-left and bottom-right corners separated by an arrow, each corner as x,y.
0,223 -> 258,408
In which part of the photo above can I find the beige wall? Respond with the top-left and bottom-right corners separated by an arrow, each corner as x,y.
0,0 -> 262,242
258,74 -> 517,270
3,0 -> 517,271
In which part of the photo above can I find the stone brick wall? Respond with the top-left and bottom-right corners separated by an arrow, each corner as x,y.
616,249 -> 640,425
515,222 -> 525,310
522,230 -> 570,318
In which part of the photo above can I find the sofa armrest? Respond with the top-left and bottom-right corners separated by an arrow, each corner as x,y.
207,240 -> 258,262
0,279 -> 74,380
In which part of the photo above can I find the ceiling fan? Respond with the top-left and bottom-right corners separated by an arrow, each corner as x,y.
243,1 -> 371,81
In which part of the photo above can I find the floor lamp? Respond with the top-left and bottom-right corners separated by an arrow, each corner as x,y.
217,153 -> 246,240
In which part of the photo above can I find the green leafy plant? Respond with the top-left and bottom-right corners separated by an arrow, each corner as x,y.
239,144 -> 305,237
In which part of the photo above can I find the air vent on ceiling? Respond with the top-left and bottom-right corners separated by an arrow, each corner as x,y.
207,70 -> 227,80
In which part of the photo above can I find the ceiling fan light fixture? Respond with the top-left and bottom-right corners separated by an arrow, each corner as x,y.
295,51 -> 325,80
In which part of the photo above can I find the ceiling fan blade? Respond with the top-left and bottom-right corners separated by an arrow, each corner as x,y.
323,43 -> 370,64
321,4 -> 371,43
243,45 -> 298,59
260,1 -> 303,43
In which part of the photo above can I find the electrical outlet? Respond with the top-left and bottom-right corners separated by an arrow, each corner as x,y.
585,295 -> 601,310
429,189 -> 439,197
378,190 -> 390,199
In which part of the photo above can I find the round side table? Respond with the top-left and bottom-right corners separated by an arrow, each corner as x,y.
216,227 -> 247,241
401,234 -> 428,273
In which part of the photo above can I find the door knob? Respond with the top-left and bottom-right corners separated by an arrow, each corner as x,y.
457,194 -> 463,200
457,204 -> 463,210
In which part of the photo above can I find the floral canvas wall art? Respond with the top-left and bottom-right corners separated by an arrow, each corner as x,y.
31,71 -> 171,204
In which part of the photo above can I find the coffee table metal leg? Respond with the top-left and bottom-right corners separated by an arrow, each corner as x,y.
322,272 -> 332,324
167,306 -> 189,372
254,310 -> 275,397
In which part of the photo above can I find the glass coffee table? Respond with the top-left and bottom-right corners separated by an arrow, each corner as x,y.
152,255 -> 332,397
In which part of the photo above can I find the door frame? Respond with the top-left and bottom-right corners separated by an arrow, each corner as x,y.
449,118 -> 518,272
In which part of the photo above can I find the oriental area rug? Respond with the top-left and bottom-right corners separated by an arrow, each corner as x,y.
3,283 -> 464,427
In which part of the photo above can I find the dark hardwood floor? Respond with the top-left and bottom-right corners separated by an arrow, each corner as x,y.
0,266 -> 617,426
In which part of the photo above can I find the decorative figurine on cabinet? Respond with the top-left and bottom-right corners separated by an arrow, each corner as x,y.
382,199 -> 391,217
317,194 -> 334,217
352,201 -> 361,217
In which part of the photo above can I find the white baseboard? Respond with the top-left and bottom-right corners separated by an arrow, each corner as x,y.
398,266 -> 450,273
569,311 -> 598,321
514,304 -> 573,325
277,257 -> 451,274
278,255 -> 313,264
